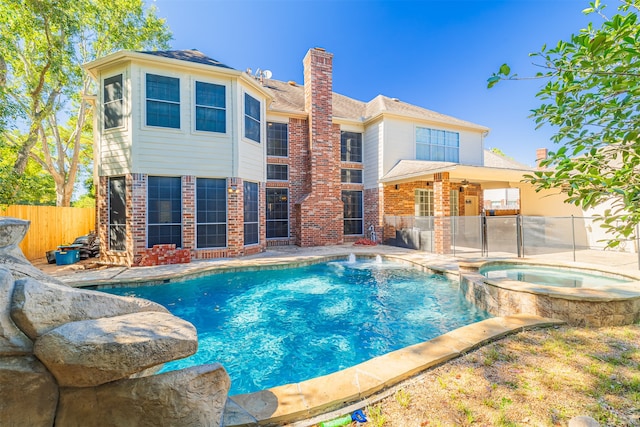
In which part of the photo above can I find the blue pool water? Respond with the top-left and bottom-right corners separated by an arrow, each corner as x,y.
104,258 -> 491,395
480,264 -> 631,288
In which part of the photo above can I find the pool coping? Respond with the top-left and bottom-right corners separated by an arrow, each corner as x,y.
224,314 -> 563,427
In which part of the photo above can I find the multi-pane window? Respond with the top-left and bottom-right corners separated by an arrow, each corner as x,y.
450,189 -> 459,216
266,188 -> 289,239
196,178 -> 227,248
244,93 -> 261,143
104,74 -> 123,130
342,190 -> 363,235
415,189 -> 434,216
341,169 -> 363,184
266,164 -> 288,181
244,181 -> 259,245
341,131 -> 363,162
146,74 -> 180,128
147,176 -> 182,248
195,81 -> 225,133
108,177 -> 126,251
267,122 -> 288,156
416,127 -> 459,162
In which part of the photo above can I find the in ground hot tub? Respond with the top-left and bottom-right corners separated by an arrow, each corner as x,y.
459,259 -> 640,327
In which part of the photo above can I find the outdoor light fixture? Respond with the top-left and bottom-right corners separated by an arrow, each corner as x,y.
228,184 -> 239,194
461,179 -> 470,188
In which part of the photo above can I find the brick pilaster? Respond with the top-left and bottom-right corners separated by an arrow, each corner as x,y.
182,176 -> 195,252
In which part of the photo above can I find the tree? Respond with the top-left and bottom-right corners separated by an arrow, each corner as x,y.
488,0 -> 640,248
0,138 -> 56,206
0,0 -> 171,206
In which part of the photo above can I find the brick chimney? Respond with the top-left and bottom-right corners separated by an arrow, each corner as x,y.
295,47 -> 343,246
536,148 -> 548,169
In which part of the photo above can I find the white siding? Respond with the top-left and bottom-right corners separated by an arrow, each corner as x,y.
236,84 -> 266,182
378,117 -> 486,178
381,118 -> 414,175
99,65 -> 132,176
129,63 -> 236,177
458,129 -> 484,165
363,120 -> 382,189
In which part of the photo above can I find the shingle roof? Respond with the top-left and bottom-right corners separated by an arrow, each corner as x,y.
483,150 -> 532,170
263,79 -> 487,130
138,49 -> 235,69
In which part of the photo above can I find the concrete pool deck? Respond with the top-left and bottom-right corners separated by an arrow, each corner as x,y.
35,245 -> 638,426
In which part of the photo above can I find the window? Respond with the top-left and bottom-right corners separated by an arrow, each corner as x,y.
108,177 -> 126,251
244,93 -> 261,143
147,176 -> 182,248
341,131 -> 362,162
104,74 -> 123,130
415,189 -> 434,216
195,81 -> 225,133
267,122 -> 288,156
244,181 -> 259,245
450,189 -> 459,216
416,127 -> 459,162
266,188 -> 289,239
266,164 -> 288,181
196,178 -> 227,248
146,74 -> 180,128
342,190 -> 363,235
341,169 -> 363,184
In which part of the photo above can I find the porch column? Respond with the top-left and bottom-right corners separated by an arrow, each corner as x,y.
433,172 -> 452,254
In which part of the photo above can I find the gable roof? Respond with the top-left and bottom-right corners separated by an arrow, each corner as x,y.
137,49 -> 235,69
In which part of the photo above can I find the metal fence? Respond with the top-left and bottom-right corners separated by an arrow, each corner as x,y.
383,214 -> 640,269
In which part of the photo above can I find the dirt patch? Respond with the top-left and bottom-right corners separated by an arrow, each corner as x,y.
323,325 -> 640,427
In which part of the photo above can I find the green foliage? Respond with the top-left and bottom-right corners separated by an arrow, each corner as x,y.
0,0 -> 171,205
489,0 -> 640,247
0,140 -> 55,206
366,404 -> 386,427
394,388 -> 412,408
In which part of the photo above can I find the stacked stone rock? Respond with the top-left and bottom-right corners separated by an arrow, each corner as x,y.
0,218 -> 230,426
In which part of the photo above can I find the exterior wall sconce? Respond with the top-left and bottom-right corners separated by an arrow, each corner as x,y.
459,179 -> 470,193
228,185 -> 239,194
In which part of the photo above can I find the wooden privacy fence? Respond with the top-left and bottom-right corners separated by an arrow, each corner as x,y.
1,205 -> 96,261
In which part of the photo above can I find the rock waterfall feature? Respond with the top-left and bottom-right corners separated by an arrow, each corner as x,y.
0,217 -> 230,426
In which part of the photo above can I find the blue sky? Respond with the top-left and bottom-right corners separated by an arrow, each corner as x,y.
148,0 -> 595,166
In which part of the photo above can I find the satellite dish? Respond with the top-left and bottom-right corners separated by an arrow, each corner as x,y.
263,70 -> 272,79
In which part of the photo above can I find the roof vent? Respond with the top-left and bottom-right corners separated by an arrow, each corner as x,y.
288,81 -> 297,86
392,97 -> 400,102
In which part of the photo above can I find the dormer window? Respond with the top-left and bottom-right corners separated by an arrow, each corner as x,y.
103,74 -> 123,130
146,74 -> 180,129
195,81 -> 226,133
244,93 -> 261,143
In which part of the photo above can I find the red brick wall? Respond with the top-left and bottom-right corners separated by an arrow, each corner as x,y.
364,187 -> 383,242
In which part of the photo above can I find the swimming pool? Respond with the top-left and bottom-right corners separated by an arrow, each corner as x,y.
103,257 -> 491,395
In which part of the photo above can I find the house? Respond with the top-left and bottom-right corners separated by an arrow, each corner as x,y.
84,47 -> 548,266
